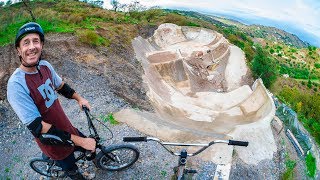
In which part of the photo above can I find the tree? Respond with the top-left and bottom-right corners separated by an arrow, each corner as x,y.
144,8 -> 162,22
251,45 -> 278,88
22,0 -> 36,21
5,0 -> 12,6
0,1 -> 4,7
87,0 -> 103,8
111,0 -> 120,11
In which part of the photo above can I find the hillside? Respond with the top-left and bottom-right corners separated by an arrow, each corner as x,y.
0,1 -> 319,179
168,9 -> 309,48
211,16 -> 309,48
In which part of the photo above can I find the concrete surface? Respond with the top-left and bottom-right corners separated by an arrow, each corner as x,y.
117,23 -> 277,177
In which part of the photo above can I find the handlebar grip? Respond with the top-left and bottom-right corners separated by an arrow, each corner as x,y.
123,137 -> 147,142
82,105 -> 89,112
187,169 -> 197,174
228,140 -> 249,146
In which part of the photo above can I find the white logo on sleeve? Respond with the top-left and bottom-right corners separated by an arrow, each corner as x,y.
37,78 -> 57,108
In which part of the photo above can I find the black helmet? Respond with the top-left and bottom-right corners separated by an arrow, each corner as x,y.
15,22 -> 44,48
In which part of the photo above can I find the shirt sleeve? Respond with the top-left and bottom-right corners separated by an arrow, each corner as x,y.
7,80 -> 41,125
41,60 -> 62,89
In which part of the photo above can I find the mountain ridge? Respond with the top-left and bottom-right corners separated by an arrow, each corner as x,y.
166,9 -> 310,48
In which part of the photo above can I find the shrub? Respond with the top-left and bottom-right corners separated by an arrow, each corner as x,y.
282,157 -> 296,180
306,151 -> 316,177
187,21 -> 200,27
164,13 -> 187,26
251,45 -> 278,88
269,48 -> 275,54
68,13 -> 85,24
144,9 -> 162,22
307,80 -> 312,88
76,29 -> 109,47
315,63 -> 320,68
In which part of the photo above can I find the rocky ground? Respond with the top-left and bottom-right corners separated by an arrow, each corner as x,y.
0,33 -> 307,179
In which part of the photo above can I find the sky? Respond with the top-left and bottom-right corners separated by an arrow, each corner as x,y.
103,0 -> 320,47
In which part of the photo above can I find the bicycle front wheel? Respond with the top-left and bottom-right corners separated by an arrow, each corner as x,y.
29,158 -> 66,178
96,144 -> 139,171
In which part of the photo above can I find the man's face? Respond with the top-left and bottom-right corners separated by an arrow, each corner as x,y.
17,33 -> 43,66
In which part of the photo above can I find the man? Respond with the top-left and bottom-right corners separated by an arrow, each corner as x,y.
7,22 -> 96,179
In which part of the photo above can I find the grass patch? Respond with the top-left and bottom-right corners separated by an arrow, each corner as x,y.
160,170 -> 167,177
306,151 -> 316,178
76,29 -> 109,47
100,113 -> 119,125
281,155 -> 296,180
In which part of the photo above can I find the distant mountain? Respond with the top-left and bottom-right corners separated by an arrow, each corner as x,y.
165,9 -> 309,48
209,16 -> 310,48
164,9 -> 231,28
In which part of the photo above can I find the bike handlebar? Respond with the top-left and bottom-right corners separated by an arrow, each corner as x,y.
123,137 -> 147,142
228,140 -> 249,146
123,136 -> 248,156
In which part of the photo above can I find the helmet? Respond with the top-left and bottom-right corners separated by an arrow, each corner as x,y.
15,22 -> 44,48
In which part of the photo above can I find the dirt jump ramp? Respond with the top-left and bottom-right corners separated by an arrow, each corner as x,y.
116,23 -> 276,177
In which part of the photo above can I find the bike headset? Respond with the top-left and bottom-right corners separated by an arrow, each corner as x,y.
15,22 -> 45,69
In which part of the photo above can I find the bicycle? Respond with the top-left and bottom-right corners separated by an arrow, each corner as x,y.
123,136 -> 248,180
29,106 -> 140,178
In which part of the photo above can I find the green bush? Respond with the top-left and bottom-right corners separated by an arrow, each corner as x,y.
68,13 -> 85,24
251,45 -> 278,88
306,151 -> 316,177
307,80 -> 312,88
187,21 -> 200,27
282,156 -> 296,180
279,87 -> 320,145
279,64 -> 310,79
270,48 -> 275,54
164,13 -> 187,26
291,48 -> 297,53
315,63 -> 320,68
76,29 -> 109,47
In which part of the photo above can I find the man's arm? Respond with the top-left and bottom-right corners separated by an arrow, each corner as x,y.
28,119 -> 96,152
56,82 -> 91,110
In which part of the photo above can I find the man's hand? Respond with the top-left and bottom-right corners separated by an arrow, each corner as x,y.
71,135 -> 96,152
81,137 -> 96,152
77,96 -> 91,111
72,93 -> 91,110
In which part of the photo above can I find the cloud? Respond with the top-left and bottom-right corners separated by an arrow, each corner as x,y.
104,0 -> 320,46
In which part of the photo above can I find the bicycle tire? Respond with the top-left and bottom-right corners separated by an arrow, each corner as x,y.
29,157 -> 66,178
95,143 -> 139,171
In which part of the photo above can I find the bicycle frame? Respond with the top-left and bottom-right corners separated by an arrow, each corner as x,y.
82,106 -> 116,161
123,136 -> 248,180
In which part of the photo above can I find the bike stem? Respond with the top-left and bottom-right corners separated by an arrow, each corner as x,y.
176,149 -> 187,180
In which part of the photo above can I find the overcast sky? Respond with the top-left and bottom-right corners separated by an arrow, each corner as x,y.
103,0 -> 320,47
